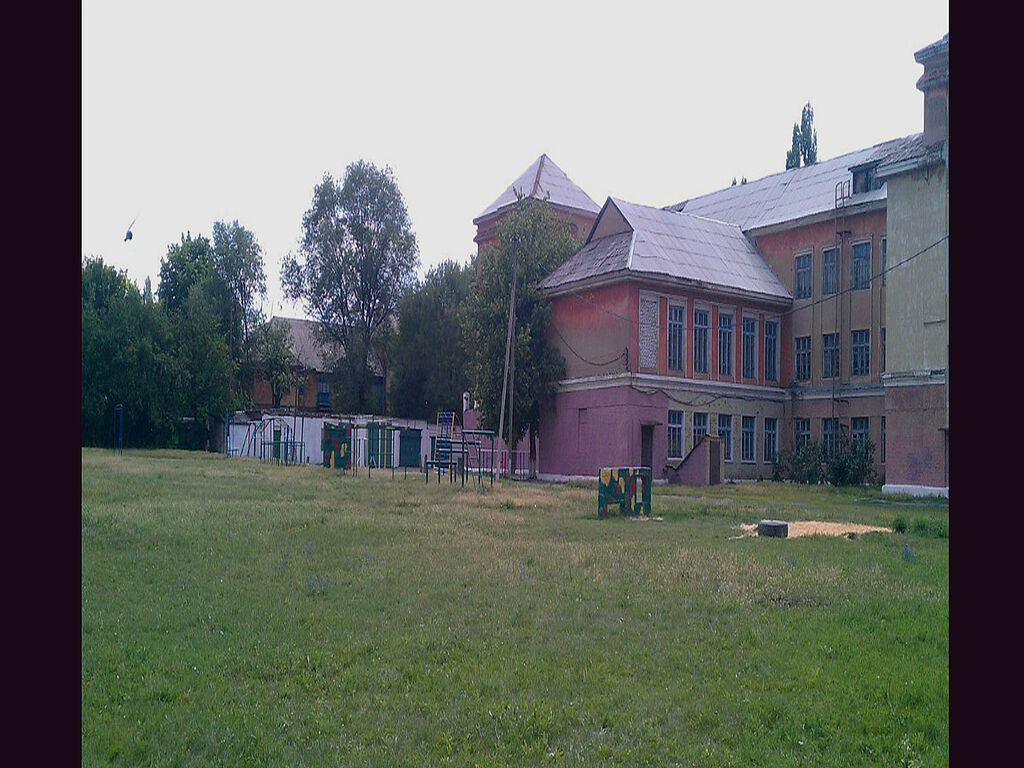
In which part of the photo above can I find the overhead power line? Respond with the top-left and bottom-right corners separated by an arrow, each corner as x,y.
548,234 -> 949,369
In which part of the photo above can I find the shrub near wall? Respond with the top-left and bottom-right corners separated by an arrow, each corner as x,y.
773,438 -> 876,486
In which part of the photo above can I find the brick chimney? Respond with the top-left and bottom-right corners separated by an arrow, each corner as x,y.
915,34 -> 948,148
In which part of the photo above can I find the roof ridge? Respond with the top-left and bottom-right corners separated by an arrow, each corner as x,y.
533,154 -> 546,198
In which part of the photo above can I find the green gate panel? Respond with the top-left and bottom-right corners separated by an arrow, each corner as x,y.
399,429 -> 421,467
367,423 -> 393,468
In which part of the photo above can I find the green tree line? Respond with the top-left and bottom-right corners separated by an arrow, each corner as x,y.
83,163 -> 578,461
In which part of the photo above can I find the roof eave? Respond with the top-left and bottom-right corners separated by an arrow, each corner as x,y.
875,148 -> 946,180
542,270 -> 792,308
744,197 -> 888,237
473,198 -> 600,228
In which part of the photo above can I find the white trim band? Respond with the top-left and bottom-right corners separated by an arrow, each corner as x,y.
882,483 -> 948,499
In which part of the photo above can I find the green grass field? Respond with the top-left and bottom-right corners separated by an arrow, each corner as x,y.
82,448 -> 948,766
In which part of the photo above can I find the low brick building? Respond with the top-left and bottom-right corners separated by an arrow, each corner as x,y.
251,316 -> 385,413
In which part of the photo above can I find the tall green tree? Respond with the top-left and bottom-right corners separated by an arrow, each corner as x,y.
786,101 -> 818,169
282,161 -> 419,413
157,231 -> 214,312
464,196 -> 578,477
389,259 -> 471,419
212,220 -> 267,408
171,284 -> 232,442
259,318 -> 299,408
82,257 -> 179,447
800,101 -> 818,166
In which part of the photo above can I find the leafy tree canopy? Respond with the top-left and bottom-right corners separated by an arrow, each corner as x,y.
82,256 -> 179,447
259,318 -> 299,408
389,259 -> 472,420
158,231 -> 214,312
464,196 -> 579,473
282,161 -> 419,413
786,101 -> 818,170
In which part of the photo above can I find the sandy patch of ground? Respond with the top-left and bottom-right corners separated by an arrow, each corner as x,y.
733,521 -> 891,539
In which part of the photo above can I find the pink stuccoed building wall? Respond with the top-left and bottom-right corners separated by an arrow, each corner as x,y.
537,384 -> 669,480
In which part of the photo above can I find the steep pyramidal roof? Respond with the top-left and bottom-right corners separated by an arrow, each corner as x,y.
474,154 -> 601,224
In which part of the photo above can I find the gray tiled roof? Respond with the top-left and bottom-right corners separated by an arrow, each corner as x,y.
270,316 -> 334,371
474,154 -> 601,224
669,135 -> 919,231
874,133 -> 944,176
542,198 -> 791,302
539,231 -> 633,289
270,316 -> 384,376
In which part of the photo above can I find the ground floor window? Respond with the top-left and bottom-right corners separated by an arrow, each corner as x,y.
763,417 -> 777,463
718,414 -> 732,461
741,416 -> 756,462
693,412 -> 708,447
852,416 -> 869,447
795,418 -> 810,450
822,417 -> 839,454
881,416 -> 886,464
668,410 -> 684,458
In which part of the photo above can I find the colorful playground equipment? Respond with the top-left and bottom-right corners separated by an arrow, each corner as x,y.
598,466 -> 652,517
321,421 -> 352,470
234,417 -> 305,464
320,417 -> 408,478
425,411 -> 496,486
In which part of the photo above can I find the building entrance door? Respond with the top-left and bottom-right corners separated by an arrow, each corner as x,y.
641,425 -> 653,469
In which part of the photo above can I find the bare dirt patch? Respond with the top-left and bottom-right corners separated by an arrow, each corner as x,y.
733,521 -> 891,539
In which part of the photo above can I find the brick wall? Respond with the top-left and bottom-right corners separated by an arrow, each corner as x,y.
884,382 -> 947,488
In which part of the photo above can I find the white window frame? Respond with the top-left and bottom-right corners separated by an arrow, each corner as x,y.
667,300 -> 686,373
851,239 -> 872,291
718,413 -> 733,462
881,327 -> 886,373
794,335 -> 811,382
764,316 -> 780,383
822,417 -> 839,454
794,251 -> 812,300
763,417 -> 778,464
717,309 -> 735,378
881,236 -> 887,287
881,416 -> 886,464
822,246 -> 839,295
692,303 -> 711,375
822,333 -> 839,379
851,329 -> 871,377
741,415 -> 756,463
794,418 -> 810,450
741,314 -> 758,381
851,416 -> 869,448
692,412 -> 708,448
668,409 -> 684,459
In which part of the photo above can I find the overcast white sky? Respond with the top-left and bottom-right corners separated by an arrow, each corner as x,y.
82,1 -> 948,319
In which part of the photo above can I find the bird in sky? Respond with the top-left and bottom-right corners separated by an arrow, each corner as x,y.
124,217 -> 136,242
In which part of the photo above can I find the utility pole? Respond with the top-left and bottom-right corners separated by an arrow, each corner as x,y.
497,237 -> 518,479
